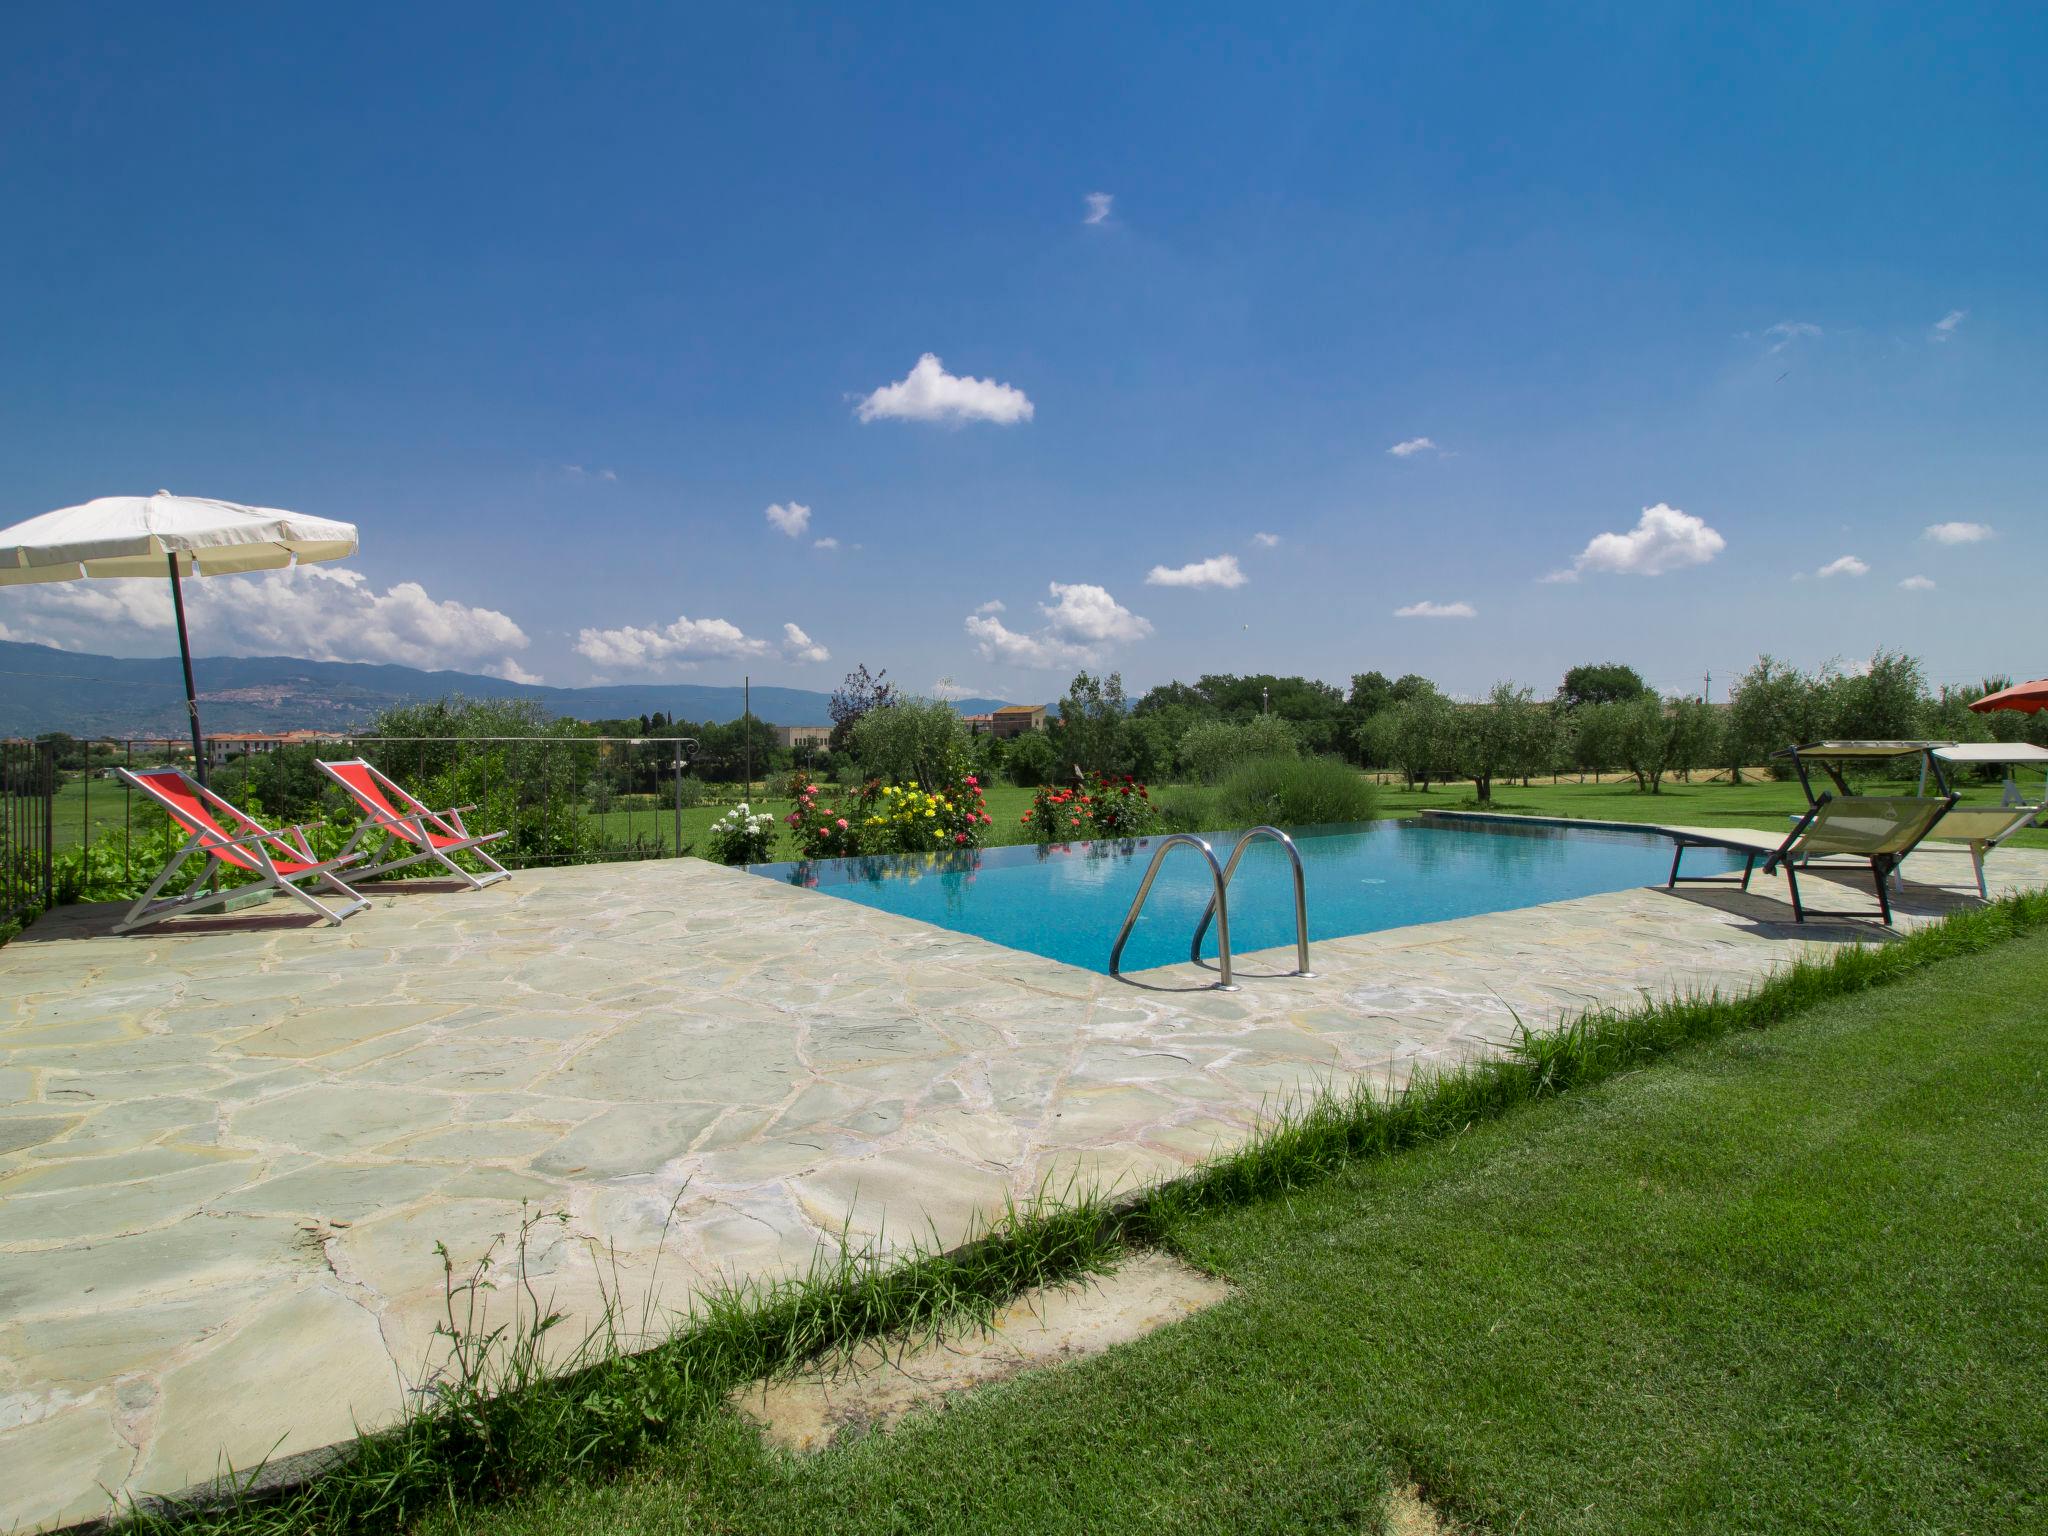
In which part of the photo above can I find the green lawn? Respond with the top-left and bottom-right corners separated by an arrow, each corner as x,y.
1375,771 -> 2048,849
418,925 -> 2048,1535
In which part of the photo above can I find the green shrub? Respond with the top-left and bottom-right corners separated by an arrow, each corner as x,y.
365,697 -> 599,866
1214,754 -> 1378,828
210,744 -> 339,822
1004,730 -> 1059,787
1152,783 -> 1219,833
848,698 -> 970,788
1177,715 -> 1299,784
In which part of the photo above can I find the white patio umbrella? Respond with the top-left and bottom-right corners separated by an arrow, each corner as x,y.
0,491 -> 359,780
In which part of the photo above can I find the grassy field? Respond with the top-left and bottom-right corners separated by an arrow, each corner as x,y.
1375,770 -> 2048,849
413,923 -> 2048,1536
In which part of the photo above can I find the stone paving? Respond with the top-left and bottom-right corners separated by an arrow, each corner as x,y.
3,836 -> 2044,1530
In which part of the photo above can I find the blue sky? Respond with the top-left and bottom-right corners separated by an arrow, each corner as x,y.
2,3 -> 2042,702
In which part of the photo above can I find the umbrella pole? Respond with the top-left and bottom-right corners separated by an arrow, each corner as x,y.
167,553 -> 207,785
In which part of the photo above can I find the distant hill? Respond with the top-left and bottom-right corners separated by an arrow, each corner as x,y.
0,640 -> 1021,738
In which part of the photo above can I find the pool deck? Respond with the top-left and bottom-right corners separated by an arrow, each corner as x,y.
4,828 -> 2045,1530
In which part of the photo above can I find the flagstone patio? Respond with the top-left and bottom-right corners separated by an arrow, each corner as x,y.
3,837 -> 2043,1530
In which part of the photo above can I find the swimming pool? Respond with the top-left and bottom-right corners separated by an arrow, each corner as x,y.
751,818 -> 1741,975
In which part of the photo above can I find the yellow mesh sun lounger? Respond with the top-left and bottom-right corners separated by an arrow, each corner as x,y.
1925,803 -> 2041,900
1670,793 -> 1956,925
1761,794 -> 1958,924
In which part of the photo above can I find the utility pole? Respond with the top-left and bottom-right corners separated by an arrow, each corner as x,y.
1262,685 -> 1270,715
1703,668 -> 1712,704
743,674 -> 751,794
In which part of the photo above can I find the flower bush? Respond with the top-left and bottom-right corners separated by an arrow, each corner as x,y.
706,802 -> 776,865
784,779 -> 862,858
1021,773 -> 1160,843
857,773 -> 993,854
775,770 -> 993,858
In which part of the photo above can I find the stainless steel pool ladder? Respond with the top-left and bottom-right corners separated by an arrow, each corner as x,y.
1106,826 -> 1313,989
1190,825 -> 1314,978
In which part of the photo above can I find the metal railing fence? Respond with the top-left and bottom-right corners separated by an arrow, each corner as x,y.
3,739 -> 55,927
40,735 -> 762,898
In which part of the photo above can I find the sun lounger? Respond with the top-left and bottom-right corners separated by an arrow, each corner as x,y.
1670,793 -> 1956,924
114,767 -> 370,932
1923,803 -> 2041,900
316,758 -> 512,889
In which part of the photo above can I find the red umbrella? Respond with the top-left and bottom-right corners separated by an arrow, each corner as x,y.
1970,678 -> 2048,715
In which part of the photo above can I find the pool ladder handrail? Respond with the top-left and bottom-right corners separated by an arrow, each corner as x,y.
1108,833 -> 1238,990
1189,825 -> 1315,978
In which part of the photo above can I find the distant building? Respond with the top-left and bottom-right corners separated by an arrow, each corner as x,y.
203,729 -> 345,765
772,724 -> 831,750
204,732 -> 287,766
960,713 -> 995,735
991,704 -> 1047,739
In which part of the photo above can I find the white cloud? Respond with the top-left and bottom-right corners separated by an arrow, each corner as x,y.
202,566 -> 529,670
1386,437 -> 1439,458
1041,582 -> 1152,643
489,658 -> 545,685
1083,192 -> 1114,225
964,582 -> 1152,670
0,578 -> 175,643
765,502 -> 811,538
855,354 -> 1035,427
1898,575 -> 1937,591
1764,320 -> 1822,354
1931,309 -> 1968,342
1145,553 -> 1247,590
1393,599 -> 1476,619
1816,555 -> 1869,579
781,622 -> 830,664
1552,503 -> 1726,580
931,677 -> 980,701
965,613 -> 1093,669
812,536 -> 839,551
973,599 -> 1005,615
573,613 -> 774,671
561,465 -> 619,482
1923,520 -> 1993,545
0,565 -> 534,671
1251,531 -> 1280,548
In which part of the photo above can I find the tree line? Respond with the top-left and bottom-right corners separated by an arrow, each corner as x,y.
1019,652 -> 2043,798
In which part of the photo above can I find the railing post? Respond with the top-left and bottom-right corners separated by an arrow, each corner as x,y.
40,741 -> 55,911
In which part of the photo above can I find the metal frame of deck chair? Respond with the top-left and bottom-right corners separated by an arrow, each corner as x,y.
113,767 -> 370,933
1757,792 -> 1959,924
315,758 -> 512,889
1665,831 -> 1772,893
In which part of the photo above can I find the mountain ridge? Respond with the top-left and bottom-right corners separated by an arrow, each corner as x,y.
0,640 -> 1023,737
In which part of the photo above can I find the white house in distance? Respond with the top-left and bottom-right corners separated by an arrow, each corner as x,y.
772,724 -> 831,750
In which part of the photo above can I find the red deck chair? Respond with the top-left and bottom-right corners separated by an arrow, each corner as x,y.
113,767 -> 370,933
316,758 -> 512,889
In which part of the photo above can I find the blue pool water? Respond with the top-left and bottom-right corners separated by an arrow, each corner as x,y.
750,819 -> 1742,974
